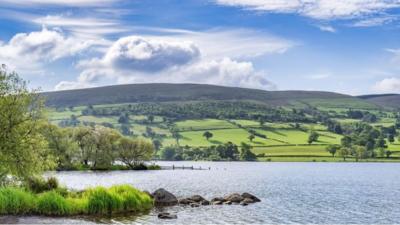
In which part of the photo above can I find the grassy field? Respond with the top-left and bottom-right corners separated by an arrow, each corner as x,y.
47,106 -> 400,162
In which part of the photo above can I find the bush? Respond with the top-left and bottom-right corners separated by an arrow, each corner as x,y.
36,191 -> 70,216
26,177 -> 59,193
0,187 -> 35,215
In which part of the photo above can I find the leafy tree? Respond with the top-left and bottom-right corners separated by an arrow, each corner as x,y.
203,131 -> 213,140
0,68 -> 54,181
354,146 -> 366,162
326,144 -> 340,157
171,129 -> 181,145
120,124 -> 132,136
148,115 -> 155,123
90,126 -> 121,169
386,150 -> 392,158
388,134 -> 395,143
307,131 -> 319,144
118,113 -> 130,124
338,147 -> 351,161
240,142 -> 257,161
258,117 -> 266,127
341,136 -> 352,148
152,139 -> 162,152
160,146 -> 179,160
248,134 -> 255,142
117,137 -> 154,168
41,124 -> 79,169
72,126 -> 95,166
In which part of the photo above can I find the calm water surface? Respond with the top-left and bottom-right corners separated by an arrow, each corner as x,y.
2,162 -> 400,224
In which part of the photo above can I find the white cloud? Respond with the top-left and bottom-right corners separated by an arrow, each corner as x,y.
56,35 -> 278,91
372,77 -> 400,93
316,25 -> 336,32
215,0 -> 400,20
352,14 -> 397,27
54,81 -> 93,91
0,27 -> 102,70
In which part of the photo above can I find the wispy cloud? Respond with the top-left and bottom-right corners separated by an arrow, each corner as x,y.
316,25 -> 336,33
215,0 -> 400,24
0,0 -> 119,7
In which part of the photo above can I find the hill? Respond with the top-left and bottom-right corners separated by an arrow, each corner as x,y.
358,94 -> 400,109
42,83 -> 377,109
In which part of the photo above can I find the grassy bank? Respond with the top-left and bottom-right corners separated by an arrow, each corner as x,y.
0,185 -> 153,216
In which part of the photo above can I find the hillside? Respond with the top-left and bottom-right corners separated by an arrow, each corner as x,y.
42,83 -> 378,109
359,94 -> 400,109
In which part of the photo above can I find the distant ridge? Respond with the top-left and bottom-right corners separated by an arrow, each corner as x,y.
358,93 -> 400,109
41,83 -> 378,109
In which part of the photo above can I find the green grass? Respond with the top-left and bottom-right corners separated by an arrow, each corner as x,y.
175,119 -> 236,131
0,185 -> 153,217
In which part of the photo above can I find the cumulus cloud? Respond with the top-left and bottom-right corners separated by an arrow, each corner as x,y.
0,27 -> 100,70
55,36 -> 277,91
101,36 -> 200,72
215,0 -> 400,21
372,77 -> 400,93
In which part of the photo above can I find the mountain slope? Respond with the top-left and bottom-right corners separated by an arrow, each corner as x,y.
42,83 -> 378,109
359,94 -> 400,109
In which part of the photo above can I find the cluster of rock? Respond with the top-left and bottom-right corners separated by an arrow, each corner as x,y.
149,188 -> 261,219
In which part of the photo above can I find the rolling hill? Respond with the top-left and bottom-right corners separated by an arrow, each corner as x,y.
42,83 -> 378,109
358,94 -> 400,109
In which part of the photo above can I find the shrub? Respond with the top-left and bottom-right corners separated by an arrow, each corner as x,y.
36,191 -> 70,216
26,177 -> 59,193
0,187 -> 35,215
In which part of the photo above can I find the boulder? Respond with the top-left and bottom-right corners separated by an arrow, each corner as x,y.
241,193 -> 261,202
240,202 -> 248,206
188,195 -> 206,202
224,193 -> 244,203
190,203 -> 200,208
158,212 -> 177,219
241,198 -> 255,204
212,201 -> 223,205
201,200 -> 210,205
211,197 -> 225,202
152,188 -> 178,206
179,198 -> 194,205
223,201 -> 232,205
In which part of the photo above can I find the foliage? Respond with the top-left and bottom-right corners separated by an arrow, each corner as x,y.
117,137 -> 154,169
0,69 -> 54,181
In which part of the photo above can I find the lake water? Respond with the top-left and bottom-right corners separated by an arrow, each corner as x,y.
2,162 -> 400,224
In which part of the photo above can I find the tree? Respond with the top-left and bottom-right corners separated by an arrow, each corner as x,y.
0,68 -> 54,181
341,136 -> 352,148
248,134 -> 255,142
120,124 -> 132,136
148,115 -> 154,123
338,147 -> 350,161
118,113 -> 130,124
258,117 -> 266,127
240,142 -> 257,161
307,131 -> 319,144
41,124 -> 79,169
160,146 -> 180,160
326,144 -> 340,157
152,139 -> 162,152
203,131 -> 213,140
388,134 -> 395,143
354,146 -> 366,162
90,126 -> 122,170
72,126 -> 95,166
117,137 -> 154,169
171,129 -> 181,145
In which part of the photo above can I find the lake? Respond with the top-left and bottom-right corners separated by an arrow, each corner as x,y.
2,162 -> 400,224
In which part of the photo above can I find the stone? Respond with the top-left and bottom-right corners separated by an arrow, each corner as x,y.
240,202 -> 248,206
190,203 -> 200,208
179,198 -> 194,205
201,200 -> 210,205
241,193 -> 261,202
158,212 -> 177,219
224,193 -> 244,203
212,201 -> 223,205
211,197 -> 225,202
241,198 -> 255,204
152,188 -> 178,206
223,201 -> 232,205
188,195 -> 206,202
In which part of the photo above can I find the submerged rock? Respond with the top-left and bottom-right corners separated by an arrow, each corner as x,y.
241,198 -> 255,204
179,198 -> 194,205
152,188 -> 178,206
188,195 -> 206,202
241,192 -> 261,202
201,200 -> 210,205
158,212 -> 177,219
212,201 -> 223,205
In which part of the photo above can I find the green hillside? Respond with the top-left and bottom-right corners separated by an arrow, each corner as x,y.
42,83 -> 378,109
359,94 -> 400,109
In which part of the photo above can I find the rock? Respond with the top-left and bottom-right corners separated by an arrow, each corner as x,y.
179,198 -> 194,205
212,201 -> 223,205
158,212 -> 177,219
190,203 -> 200,208
241,198 -> 255,204
224,193 -> 244,203
152,188 -> 178,206
240,202 -> 248,206
223,201 -> 232,205
211,197 -> 225,202
188,195 -> 206,202
241,193 -> 261,202
201,200 -> 210,205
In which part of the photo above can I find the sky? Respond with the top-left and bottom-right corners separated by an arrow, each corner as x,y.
1,0 -> 400,95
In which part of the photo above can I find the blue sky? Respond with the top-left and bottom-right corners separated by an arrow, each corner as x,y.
1,0 -> 400,95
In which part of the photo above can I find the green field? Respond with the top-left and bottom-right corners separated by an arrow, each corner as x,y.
48,105 -> 400,162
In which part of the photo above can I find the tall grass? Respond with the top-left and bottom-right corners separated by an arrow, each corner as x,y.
0,185 -> 153,216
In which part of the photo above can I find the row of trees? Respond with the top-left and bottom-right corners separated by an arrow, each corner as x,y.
159,142 -> 257,161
